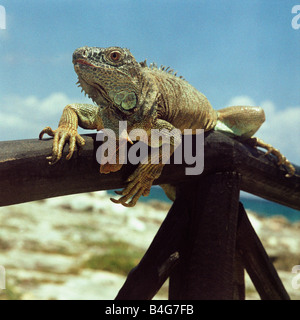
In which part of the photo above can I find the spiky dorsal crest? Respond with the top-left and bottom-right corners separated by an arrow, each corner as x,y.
139,59 -> 148,67
139,59 -> 185,80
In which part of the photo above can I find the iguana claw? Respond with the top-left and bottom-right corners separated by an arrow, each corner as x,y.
255,138 -> 295,178
39,125 -> 85,165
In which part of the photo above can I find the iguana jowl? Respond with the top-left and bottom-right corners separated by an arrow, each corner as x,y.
40,46 -> 295,207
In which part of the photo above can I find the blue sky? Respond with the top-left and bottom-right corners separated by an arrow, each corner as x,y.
0,0 -> 299,164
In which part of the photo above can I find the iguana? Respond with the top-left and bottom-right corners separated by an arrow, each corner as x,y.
39,46 -> 295,207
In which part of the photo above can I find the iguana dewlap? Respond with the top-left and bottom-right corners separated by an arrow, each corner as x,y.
39,46 -> 295,207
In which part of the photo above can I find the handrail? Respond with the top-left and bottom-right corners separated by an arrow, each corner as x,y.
0,131 -> 299,209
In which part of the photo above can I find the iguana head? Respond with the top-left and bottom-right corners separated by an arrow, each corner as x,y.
73,46 -> 156,140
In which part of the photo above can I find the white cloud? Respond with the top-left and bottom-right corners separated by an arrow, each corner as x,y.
36,92 -> 71,116
226,96 -> 300,164
226,95 -> 256,107
0,111 -> 30,129
0,92 -> 89,141
5,92 -> 71,117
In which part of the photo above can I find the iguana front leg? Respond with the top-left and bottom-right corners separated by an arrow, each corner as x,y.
110,119 -> 181,207
111,163 -> 165,207
39,103 -> 102,164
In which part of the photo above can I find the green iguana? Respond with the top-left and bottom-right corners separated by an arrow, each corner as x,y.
39,46 -> 295,207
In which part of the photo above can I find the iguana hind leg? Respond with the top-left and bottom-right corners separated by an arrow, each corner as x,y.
254,138 -> 295,177
215,105 -> 295,177
216,106 -> 265,138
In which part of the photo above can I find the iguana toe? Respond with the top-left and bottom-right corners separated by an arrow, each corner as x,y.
39,126 -> 55,139
255,138 -> 295,178
39,125 -> 85,165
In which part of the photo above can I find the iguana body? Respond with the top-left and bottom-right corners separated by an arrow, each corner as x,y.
40,46 -> 295,206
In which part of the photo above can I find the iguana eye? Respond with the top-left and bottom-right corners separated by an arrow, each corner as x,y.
110,51 -> 121,62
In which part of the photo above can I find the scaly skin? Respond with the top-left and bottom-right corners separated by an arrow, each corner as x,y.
39,46 -> 295,206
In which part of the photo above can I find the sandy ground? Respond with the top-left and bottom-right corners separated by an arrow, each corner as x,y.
0,191 -> 300,300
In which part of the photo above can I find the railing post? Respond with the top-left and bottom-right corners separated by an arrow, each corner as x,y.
169,172 -> 241,299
